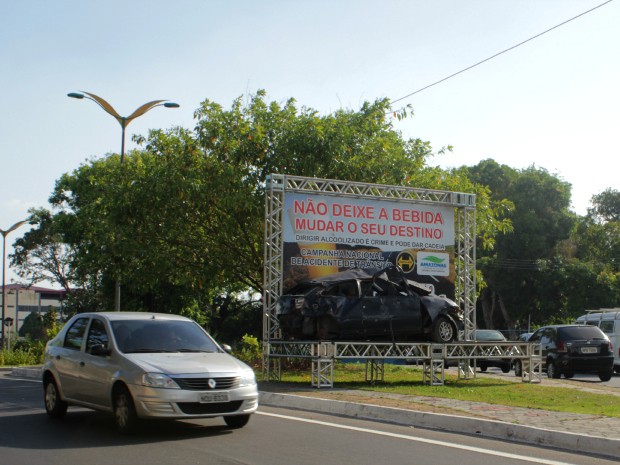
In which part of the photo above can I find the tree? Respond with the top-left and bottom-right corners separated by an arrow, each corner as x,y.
11,208 -> 74,291
18,311 -> 45,340
12,91 -> 511,340
467,160 -> 577,328
589,188 -> 620,223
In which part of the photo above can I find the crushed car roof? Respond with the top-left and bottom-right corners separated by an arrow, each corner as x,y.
288,266 -> 433,295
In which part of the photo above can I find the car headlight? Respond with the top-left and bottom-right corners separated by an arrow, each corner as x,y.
141,373 -> 181,389
239,369 -> 257,387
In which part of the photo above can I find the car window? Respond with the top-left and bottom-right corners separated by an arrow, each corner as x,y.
365,279 -> 403,297
474,330 -> 506,341
63,317 -> 89,350
599,321 -> 614,334
558,326 -> 606,340
86,319 -> 109,352
539,329 -> 554,345
324,281 -> 358,297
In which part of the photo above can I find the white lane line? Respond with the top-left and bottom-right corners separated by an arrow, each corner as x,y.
257,411 -> 580,465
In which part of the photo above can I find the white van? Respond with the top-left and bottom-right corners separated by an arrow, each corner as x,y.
575,309 -> 620,374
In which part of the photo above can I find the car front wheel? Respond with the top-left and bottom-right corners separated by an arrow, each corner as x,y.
44,377 -> 68,418
599,371 -> 613,382
114,386 -> 139,434
431,317 -> 456,343
224,414 -> 250,429
514,361 -> 522,377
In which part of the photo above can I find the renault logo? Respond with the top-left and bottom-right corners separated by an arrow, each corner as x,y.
208,379 -> 217,389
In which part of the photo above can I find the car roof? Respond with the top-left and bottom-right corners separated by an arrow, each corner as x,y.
73,312 -> 190,322
288,266 -> 433,295
536,324 -> 589,329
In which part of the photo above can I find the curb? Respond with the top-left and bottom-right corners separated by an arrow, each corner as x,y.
7,366 -> 41,379
259,391 -> 620,460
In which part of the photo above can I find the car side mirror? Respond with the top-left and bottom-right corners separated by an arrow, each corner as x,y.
90,344 -> 111,356
221,344 -> 232,354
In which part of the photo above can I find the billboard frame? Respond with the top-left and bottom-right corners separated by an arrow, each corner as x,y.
263,174 -> 477,342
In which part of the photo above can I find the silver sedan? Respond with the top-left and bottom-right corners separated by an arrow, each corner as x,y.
43,312 -> 258,433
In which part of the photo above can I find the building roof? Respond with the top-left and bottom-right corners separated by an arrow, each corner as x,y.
1,283 -> 68,298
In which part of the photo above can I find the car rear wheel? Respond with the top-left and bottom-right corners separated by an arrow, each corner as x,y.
224,414 -> 250,429
547,360 -> 561,379
478,364 -> 487,372
563,372 -> 574,379
431,317 -> 456,343
44,377 -> 68,419
501,365 -> 510,374
114,385 -> 139,434
599,371 -> 613,382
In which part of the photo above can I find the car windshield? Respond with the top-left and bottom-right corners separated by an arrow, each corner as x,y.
111,320 -> 220,354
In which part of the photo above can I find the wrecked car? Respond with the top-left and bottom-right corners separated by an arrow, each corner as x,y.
276,266 -> 463,343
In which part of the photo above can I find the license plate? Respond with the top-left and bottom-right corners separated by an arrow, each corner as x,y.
581,347 -> 598,354
200,392 -> 229,403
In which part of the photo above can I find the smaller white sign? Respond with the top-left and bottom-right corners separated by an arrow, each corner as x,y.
417,252 -> 450,276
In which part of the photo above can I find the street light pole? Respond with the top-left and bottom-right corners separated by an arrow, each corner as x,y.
68,91 -> 179,310
1,220 -> 28,349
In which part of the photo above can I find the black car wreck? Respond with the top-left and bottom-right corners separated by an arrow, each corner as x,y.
276,266 -> 464,343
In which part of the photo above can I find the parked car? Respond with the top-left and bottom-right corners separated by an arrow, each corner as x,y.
42,312 -> 259,433
575,309 -> 620,374
472,329 -> 512,373
527,324 -> 614,381
276,266 -> 464,343
511,332 -> 533,376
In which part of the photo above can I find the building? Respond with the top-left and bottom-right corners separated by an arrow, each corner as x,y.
1,284 -> 67,334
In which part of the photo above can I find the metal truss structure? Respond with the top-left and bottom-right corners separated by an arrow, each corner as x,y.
263,174 -> 479,384
266,341 -> 543,387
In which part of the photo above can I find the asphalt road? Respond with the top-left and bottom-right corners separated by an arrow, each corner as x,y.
2,375 -> 618,465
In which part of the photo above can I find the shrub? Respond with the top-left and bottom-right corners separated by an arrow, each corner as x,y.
234,334 -> 262,368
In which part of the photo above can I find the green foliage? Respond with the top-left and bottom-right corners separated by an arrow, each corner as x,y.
11,208 -> 73,290
10,91 -> 513,334
179,301 -> 208,327
42,309 -> 62,340
0,340 -> 45,366
233,334 -> 262,367
468,160 -> 581,327
589,188 -> 620,223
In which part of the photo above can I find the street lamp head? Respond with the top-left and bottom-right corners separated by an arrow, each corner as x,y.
67,92 -> 85,99
164,102 -> 180,108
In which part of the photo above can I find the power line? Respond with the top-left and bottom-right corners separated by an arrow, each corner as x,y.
389,0 -> 614,107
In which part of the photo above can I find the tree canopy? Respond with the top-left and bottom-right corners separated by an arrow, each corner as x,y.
11,91 -> 617,339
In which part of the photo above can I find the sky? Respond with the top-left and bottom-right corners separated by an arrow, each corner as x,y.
1,0 -> 618,286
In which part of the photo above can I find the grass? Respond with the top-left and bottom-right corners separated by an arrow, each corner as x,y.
264,362 -> 620,418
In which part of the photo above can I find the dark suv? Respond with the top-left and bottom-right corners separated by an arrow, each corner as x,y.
528,325 -> 614,381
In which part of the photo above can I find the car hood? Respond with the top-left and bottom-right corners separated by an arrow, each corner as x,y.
125,352 -> 250,375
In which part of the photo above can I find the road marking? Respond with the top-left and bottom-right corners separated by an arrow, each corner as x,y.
257,411 -> 580,465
